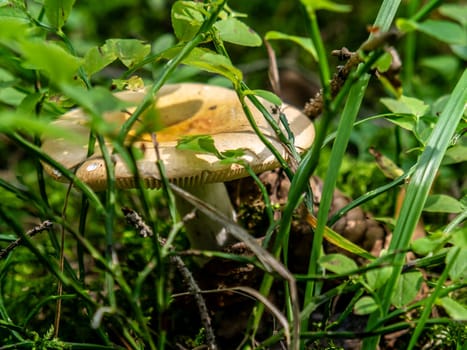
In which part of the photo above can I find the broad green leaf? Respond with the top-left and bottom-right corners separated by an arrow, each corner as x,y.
60,85 -> 127,114
354,296 -> 378,315
0,111 -> 81,141
383,114 -> 417,132
111,76 -> 145,91
424,194 -> 464,214
244,89 -> 282,106
439,4 -> 467,26
396,18 -> 418,33
372,51 -> 392,73
0,17 -> 30,46
162,47 -> 242,83
214,18 -> 261,47
452,44 -> 467,60
59,85 -> 131,129
397,19 -> 466,46
443,145 -> 467,165
436,297 -> 467,320
416,20 -> 466,45
365,265 -> 392,291
318,253 -> 358,274
265,31 -> 317,61
44,0 -> 75,30
446,247 -> 467,281
20,40 -> 82,84
176,135 -> 220,156
218,149 -> 246,164
104,39 -> 151,68
83,45 -> 117,76
0,87 -> 26,107
391,271 -> 423,308
176,135 -> 245,164
381,95 -> 429,118
411,232 -> 447,256
300,0 -> 351,13
171,0 -> 205,42
450,228 -> 467,249
421,55 -> 460,81
152,33 -> 176,55
0,1 -> 27,19
16,92 -> 44,118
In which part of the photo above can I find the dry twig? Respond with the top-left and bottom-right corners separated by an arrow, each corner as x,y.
121,207 -> 217,350
0,220 -> 53,260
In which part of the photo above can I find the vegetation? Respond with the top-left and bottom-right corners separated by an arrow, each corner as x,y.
0,0 -> 466,349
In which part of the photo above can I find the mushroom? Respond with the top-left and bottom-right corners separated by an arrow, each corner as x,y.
41,83 -> 314,251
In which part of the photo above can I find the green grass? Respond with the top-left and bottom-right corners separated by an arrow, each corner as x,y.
0,0 -> 466,349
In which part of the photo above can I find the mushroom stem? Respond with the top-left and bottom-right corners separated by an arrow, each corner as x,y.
174,182 -> 237,251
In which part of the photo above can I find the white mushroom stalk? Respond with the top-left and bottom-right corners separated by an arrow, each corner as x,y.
41,83 -> 315,252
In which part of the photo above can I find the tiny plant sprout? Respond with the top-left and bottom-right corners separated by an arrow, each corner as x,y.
41,83 -> 315,252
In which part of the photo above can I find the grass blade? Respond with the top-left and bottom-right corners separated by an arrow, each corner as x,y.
363,69 -> 467,349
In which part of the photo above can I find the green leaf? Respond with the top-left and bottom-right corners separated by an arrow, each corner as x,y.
171,0 -> 205,42
265,31 -> 317,61
451,44 -> 467,60
383,114 -> 417,132
300,0 -> 351,13
417,20 -> 466,45
244,89 -> 282,106
176,135 -> 246,164
354,296 -> 378,315
424,194 -> 464,214
318,253 -> 358,274
391,271 -> 423,308
446,247 -> 467,281
0,17 -> 30,45
365,265 -> 392,291
103,39 -> 151,68
219,148 -> 246,164
411,232 -> 447,256
397,19 -> 466,46
0,87 -> 26,107
439,4 -> 467,26
16,92 -> 44,118
162,47 -> 242,84
381,95 -> 429,118
214,18 -> 262,47
372,51 -> 392,73
176,135 -> 221,157
44,0 -> 75,30
421,55 -> 460,81
20,40 -> 82,84
111,76 -> 145,91
152,33 -> 176,55
443,145 -> 467,165
59,85 -> 130,120
436,297 -> 467,320
450,228 -> 467,249
396,18 -> 418,33
83,45 -> 117,76
0,111 -> 80,141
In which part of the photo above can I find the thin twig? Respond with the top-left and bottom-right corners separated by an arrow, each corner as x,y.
304,29 -> 399,119
121,207 -> 153,238
0,220 -> 53,259
122,207 -> 217,350
54,183 -> 73,338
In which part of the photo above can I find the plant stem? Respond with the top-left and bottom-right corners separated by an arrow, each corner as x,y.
301,73 -> 370,340
117,0 -> 227,144
362,69 -> 467,350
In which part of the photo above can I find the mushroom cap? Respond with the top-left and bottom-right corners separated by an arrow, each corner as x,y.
42,83 -> 314,191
